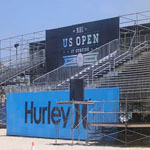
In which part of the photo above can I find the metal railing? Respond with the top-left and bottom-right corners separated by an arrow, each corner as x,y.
83,40 -> 149,87
33,39 -> 119,89
89,41 -> 149,86
7,35 -> 150,93
0,49 -> 45,85
0,31 -> 45,66
32,34 -> 149,90
87,99 -> 150,144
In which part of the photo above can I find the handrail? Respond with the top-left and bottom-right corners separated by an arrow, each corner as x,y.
0,48 -> 45,72
0,30 -> 45,43
132,41 -> 148,55
0,49 -> 45,85
33,35 -> 150,85
33,36 -> 149,89
114,41 -> 148,66
7,34 -> 150,93
33,39 -> 119,83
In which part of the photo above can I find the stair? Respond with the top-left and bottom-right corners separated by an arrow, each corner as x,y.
55,41 -> 149,90
8,37 -> 150,93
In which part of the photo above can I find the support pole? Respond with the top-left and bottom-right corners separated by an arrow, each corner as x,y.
125,100 -> 128,145
86,103 -> 89,145
72,102 -> 74,145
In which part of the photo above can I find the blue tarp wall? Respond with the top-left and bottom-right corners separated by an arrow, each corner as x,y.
7,88 -> 119,140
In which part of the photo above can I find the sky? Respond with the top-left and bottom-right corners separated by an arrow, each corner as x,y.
0,0 -> 150,39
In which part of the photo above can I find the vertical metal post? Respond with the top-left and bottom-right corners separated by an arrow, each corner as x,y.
78,104 -> 80,143
135,13 -> 138,45
0,104 -> 1,124
72,102 -> 74,145
102,100 -> 104,123
119,17 -> 121,47
109,43 -> 111,72
102,100 -> 104,142
91,70 -> 93,86
0,40 -> 1,64
55,102 -> 58,144
94,103 -> 96,133
78,118 -> 80,143
125,99 -> 128,145
86,103 -> 89,145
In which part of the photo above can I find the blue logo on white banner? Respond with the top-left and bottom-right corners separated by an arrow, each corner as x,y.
63,52 -> 98,67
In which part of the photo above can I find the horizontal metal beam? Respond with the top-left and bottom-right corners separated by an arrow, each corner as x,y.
89,111 -> 150,114
56,100 -> 96,105
120,11 -> 150,18
88,123 -> 150,128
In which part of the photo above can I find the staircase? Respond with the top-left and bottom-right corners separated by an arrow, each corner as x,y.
86,49 -> 150,143
93,49 -> 150,101
32,39 -> 125,89
7,35 -> 150,93
32,36 -> 149,91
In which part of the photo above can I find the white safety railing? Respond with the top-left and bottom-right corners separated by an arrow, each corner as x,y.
33,39 -> 119,89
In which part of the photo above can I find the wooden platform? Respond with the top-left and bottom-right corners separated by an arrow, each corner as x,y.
88,123 -> 150,128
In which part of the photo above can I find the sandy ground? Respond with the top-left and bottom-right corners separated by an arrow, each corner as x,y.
0,129 -> 150,150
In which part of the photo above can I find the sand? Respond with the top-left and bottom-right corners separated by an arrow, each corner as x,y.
0,129 -> 149,150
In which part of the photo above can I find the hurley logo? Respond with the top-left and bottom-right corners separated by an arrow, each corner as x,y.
25,101 -> 87,129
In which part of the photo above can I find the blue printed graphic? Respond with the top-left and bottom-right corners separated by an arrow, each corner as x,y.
7,88 -> 119,140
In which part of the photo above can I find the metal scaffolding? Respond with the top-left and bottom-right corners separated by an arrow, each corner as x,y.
54,99 -> 150,146
29,11 -> 150,92
1,11 -> 150,146
119,11 -> 150,49
87,100 -> 150,145
0,31 -> 46,104
55,100 -> 96,145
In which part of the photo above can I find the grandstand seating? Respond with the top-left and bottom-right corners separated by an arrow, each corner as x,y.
1,12 -> 150,144
7,36 -> 150,96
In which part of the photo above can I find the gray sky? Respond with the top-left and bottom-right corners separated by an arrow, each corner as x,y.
0,0 -> 150,39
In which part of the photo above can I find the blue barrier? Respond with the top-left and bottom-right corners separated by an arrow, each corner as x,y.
7,88 -> 119,140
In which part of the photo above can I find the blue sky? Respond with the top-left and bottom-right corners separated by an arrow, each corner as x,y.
0,0 -> 150,39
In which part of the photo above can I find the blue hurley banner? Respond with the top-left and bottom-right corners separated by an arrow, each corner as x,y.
7,88 -> 119,140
